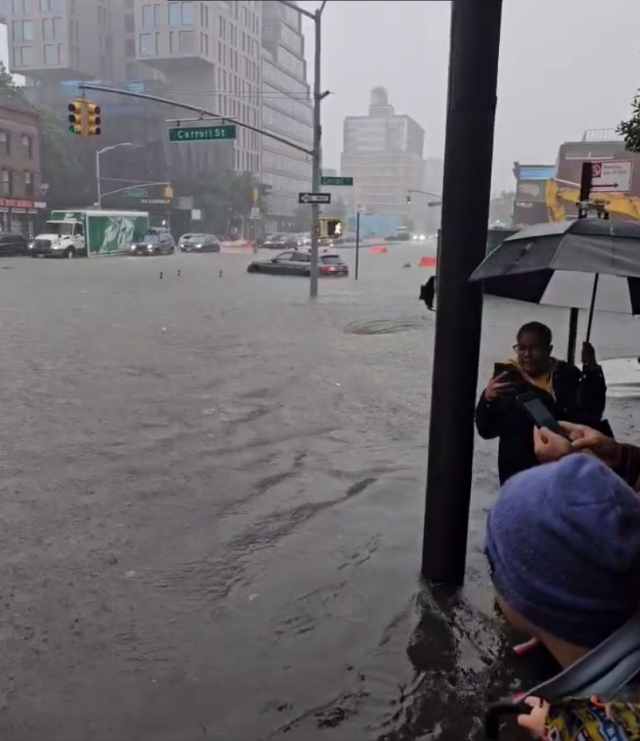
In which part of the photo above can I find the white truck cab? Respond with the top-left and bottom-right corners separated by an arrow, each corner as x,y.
31,220 -> 86,258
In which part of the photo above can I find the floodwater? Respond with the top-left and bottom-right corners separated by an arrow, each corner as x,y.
0,243 -> 639,741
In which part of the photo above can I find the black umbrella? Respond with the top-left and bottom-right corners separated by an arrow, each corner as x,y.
469,218 -> 640,341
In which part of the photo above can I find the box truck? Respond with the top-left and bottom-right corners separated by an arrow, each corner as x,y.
30,209 -> 149,258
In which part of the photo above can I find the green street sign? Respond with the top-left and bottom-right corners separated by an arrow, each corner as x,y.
168,125 -> 237,142
320,176 -> 353,186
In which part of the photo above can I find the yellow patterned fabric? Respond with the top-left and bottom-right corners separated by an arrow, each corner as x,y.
545,695 -> 640,741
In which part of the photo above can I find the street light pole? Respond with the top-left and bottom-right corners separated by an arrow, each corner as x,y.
309,8 -> 322,297
95,142 -> 139,209
278,0 -> 328,298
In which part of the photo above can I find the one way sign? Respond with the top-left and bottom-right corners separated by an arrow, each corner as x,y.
298,192 -> 331,204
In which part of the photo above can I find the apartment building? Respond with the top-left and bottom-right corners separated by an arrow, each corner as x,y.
0,94 -> 45,234
133,0 -> 262,176
3,0 -> 128,82
260,0 -> 312,230
340,87 -> 426,224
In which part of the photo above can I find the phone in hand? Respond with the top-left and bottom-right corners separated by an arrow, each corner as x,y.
493,363 -> 522,381
516,392 -> 569,438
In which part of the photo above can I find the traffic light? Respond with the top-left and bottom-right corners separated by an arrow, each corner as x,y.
406,193 -> 412,205
68,99 -> 84,135
326,218 -> 342,237
85,102 -> 101,136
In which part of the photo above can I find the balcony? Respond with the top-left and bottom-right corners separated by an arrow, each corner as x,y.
136,29 -> 213,72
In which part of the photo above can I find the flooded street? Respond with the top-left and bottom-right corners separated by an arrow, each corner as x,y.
1,243 -> 639,741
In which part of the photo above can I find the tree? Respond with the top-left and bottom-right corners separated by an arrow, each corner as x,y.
618,89 -> 640,153
0,62 -> 86,206
191,170 -> 267,232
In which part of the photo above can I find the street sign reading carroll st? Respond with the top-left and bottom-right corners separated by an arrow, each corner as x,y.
298,192 -> 331,204
168,125 -> 237,142
320,176 -> 353,186
591,160 -> 632,193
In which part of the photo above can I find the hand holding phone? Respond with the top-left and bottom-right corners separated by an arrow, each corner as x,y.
517,392 -> 569,438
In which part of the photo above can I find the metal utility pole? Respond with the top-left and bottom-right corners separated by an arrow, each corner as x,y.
278,0 -> 329,297
96,142 -> 141,208
421,0 -> 503,586
566,161 -> 593,363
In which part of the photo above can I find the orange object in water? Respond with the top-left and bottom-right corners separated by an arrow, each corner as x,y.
369,245 -> 387,254
419,255 -> 436,267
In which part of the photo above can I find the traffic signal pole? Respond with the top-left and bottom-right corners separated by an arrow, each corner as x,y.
421,0 -> 503,586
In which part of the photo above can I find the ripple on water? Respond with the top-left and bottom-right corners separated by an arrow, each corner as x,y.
344,317 -> 427,335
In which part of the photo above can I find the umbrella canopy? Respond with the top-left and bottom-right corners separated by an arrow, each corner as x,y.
469,219 -> 640,314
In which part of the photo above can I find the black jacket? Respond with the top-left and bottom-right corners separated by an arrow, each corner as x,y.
475,361 -> 608,484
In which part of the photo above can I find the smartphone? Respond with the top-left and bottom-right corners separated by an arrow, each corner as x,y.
517,392 -> 569,438
493,363 -> 521,380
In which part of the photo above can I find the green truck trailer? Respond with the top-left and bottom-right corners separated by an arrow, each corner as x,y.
31,209 -> 149,258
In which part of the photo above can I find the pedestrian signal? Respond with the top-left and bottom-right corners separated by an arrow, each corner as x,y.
68,99 -> 84,135
326,218 -> 342,238
406,193 -> 412,205
85,102 -> 101,136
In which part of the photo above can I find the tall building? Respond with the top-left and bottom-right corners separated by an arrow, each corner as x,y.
4,0 -> 129,82
260,0 -> 312,230
134,0 -> 262,175
340,87 -> 425,224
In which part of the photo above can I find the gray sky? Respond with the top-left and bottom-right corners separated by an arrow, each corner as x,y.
302,0 -> 640,192
2,2 -> 639,195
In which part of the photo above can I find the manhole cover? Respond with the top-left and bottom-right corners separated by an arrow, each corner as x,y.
344,317 -> 426,335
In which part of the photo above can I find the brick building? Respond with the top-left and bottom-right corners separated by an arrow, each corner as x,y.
0,96 -> 46,235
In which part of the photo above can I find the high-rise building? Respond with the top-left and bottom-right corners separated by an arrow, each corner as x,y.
134,0 -> 262,175
3,0 -> 131,83
260,0 -> 312,230
341,87 -> 425,224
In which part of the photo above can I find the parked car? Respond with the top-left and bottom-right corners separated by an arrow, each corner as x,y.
179,233 -> 221,252
0,232 -> 28,256
247,249 -> 348,277
130,230 -> 176,256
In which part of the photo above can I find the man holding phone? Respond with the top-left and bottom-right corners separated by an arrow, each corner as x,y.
475,321 -> 608,484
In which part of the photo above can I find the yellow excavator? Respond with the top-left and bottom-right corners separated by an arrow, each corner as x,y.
545,178 -> 640,222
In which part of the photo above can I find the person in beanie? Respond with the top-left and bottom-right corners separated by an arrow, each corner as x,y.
485,453 -> 640,739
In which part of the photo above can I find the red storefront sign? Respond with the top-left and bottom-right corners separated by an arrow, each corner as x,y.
0,198 -> 46,209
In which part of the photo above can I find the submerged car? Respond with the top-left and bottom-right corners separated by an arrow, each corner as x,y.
130,231 -> 176,256
247,249 -> 348,277
179,233 -> 220,252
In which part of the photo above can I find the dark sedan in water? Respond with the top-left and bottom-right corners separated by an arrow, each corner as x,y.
247,249 -> 348,277
179,234 -> 221,253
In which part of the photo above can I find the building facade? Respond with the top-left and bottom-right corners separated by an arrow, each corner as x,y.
260,0 -> 312,231
0,95 -> 45,234
133,0 -> 262,177
340,87 -> 425,226
4,0 -> 130,82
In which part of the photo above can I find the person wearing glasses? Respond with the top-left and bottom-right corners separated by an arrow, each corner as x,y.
475,321 -> 608,484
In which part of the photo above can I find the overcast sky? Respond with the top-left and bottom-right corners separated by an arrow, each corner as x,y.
1,2 -> 639,195
302,0 -> 640,192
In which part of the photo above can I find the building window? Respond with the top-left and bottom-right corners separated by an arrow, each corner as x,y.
24,171 -> 33,196
179,30 -> 194,53
0,131 -> 8,156
124,13 -> 134,33
21,19 -> 32,39
43,43 -> 58,64
52,16 -> 63,38
1,170 -> 11,196
138,33 -> 156,56
167,2 -> 179,25
142,4 -> 153,28
21,133 -> 32,157
13,45 -> 34,66
181,2 -> 193,25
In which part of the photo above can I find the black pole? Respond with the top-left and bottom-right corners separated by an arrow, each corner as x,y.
421,0 -> 503,586
354,210 -> 360,280
567,162 -> 593,363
